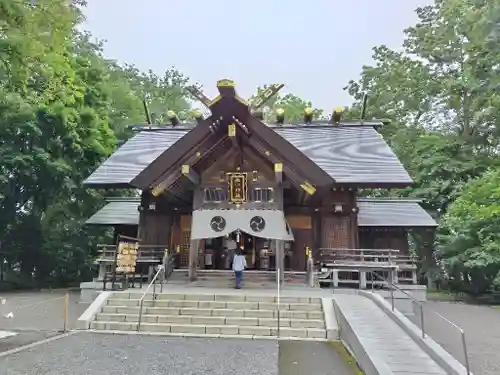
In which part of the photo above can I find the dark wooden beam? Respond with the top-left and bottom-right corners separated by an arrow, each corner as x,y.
308,186 -> 331,206
274,162 -> 283,184
151,173 -> 181,197
187,85 -> 212,108
233,117 -> 250,135
131,117 -> 220,188
245,116 -> 335,186
192,137 -> 233,173
247,137 -> 316,196
151,136 -> 226,188
181,165 -> 200,185
251,84 -> 284,110
228,123 -> 239,149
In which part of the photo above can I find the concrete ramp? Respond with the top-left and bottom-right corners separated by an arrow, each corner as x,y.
334,293 -> 447,375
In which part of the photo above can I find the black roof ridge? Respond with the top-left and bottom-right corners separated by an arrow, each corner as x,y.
357,197 -> 423,203
106,197 -> 141,202
129,125 -> 194,132
269,120 -> 384,128
127,120 -> 385,132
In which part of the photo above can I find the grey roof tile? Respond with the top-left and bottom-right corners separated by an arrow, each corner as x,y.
273,126 -> 412,184
357,199 -> 437,227
84,130 -> 189,186
84,125 -> 411,186
85,199 -> 140,225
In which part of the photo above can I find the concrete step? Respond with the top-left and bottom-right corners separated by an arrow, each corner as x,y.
106,299 -> 321,311
89,321 -> 328,339
95,313 -> 326,328
184,281 -> 279,288
102,306 -> 324,320
169,271 -> 307,284
116,293 -> 322,304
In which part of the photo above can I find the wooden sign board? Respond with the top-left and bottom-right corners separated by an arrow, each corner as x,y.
115,237 -> 139,274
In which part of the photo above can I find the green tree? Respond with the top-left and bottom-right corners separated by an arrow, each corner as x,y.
249,86 -> 323,123
438,168 -> 500,297
112,65 -> 192,125
344,0 -> 500,288
0,1 -> 196,288
0,1 -> 113,286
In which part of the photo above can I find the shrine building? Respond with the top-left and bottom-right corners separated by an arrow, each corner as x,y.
84,80 -> 437,286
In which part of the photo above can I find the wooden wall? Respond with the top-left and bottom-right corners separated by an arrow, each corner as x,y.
359,228 -> 409,254
138,212 -> 172,246
113,225 -> 138,242
320,215 -> 354,249
137,192 -> 175,253
286,214 -> 313,271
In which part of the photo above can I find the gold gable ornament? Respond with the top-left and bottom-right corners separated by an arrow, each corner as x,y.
217,79 -> 236,87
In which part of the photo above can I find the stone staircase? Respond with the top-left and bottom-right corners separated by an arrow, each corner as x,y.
168,270 -> 308,288
89,291 -> 337,340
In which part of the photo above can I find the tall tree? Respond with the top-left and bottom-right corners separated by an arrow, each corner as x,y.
0,1 -> 196,288
438,167 -> 500,296
344,0 -> 500,288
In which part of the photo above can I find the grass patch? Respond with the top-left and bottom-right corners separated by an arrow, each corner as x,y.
427,290 -> 468,302
328,341 -> 364,375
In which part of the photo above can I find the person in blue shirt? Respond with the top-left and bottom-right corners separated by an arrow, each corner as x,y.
232,248 -> 247,289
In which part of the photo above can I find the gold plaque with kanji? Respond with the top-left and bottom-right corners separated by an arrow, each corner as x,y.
227,172 -> 248,203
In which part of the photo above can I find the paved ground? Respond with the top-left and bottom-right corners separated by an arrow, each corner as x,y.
279,341 -> 355,375
0,291 -> 87,352
0,332 -> 356,375
411,301 -> 500,375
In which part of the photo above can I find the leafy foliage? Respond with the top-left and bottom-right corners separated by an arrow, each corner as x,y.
0,1 -> 193,289
438,168 -> 500,296
249,85 -> 324,123
345,0 -> 500,294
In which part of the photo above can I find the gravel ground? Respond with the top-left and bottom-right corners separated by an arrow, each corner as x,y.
0,333 -> 279,375
0,331 -> 59,353
0,291 -> 88,352
411,301 -> 500,375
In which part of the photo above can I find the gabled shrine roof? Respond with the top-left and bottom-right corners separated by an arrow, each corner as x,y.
273,125 -> 412,185
84,123 -> 412,187
86,197 -> 437,228
84,130 -> 188,186
357,198 -> 437,227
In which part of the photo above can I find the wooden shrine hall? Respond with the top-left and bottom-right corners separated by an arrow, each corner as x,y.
84,80 -> 437,286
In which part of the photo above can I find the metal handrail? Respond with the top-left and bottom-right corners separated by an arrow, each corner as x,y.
137,265 -> 164,331
369,271 -> 471,375
276,266 -> 281,339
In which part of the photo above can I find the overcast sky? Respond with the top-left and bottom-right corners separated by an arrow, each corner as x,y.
82,0 -> 432,111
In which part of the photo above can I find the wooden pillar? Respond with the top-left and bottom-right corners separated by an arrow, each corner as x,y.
359,271 -> 367,289
188,239 -> 199,282
312,211 -> 321,255
350,211 -> 359,248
